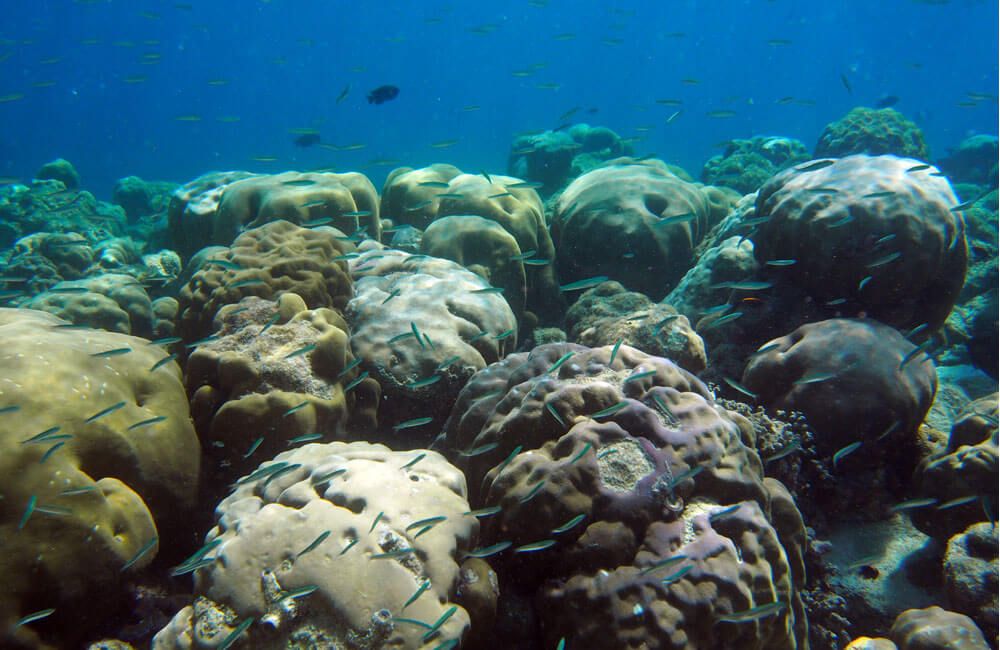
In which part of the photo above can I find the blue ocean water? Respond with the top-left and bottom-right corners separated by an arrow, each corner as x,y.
1,0 -> 996,195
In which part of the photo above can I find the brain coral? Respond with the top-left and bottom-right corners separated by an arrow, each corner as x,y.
742,318 -> 937,460
381,165 -> 562,323
434,342 -> 808,649
815,107 -> 929,160
0,308 -> 199,650
168,171 -> 378,257
153,441 -> 476,650
186,293 -> 380,486
345,248 -> 517,441
176,220 -> 355,342
752,154 -> 967,330
552,159 -> 734,300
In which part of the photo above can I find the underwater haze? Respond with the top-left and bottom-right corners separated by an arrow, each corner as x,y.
0,1 -> 998,650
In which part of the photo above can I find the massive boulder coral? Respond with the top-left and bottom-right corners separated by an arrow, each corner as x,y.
564,280 -> 707,373
507,123 -> 634,194
815,107 -> 929,160
153,442 -> 477,650
889,606 -> 990,650
702,135 -> 811,195
176,220 -> 355,342
0,179 -> 127,244
742,318 -> 937,460
751,154 -> 967,330
943,522 -> 998,637
168,171 -> 379,257
345,248 -> 517,440
25,273 -> 156,337
381,164 -> 562,323
937,134 -> 999,188
910,394 -> 997,541
551,159 -> 737,300
433,342 -> 808,649
186,293 -> 380,485
0,308 -> 199,650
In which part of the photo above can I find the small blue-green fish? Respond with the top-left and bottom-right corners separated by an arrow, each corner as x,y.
468,330 -> 490,342
465,541 -> 512,558
567,443 -> 593,466
899,340 -> 933,370
288,433 -> 324,445
436,192 -> 465,199
950,199 -> 977,212
825,298 -> 848,306
149,353 -> 179,372
710,281 -> 773,291
227,278 -> 267,290
206,258 -> 242,270
0,405 -> 21,415
640,554 -> 689,575
435,356 -> 461,373
905,323 -> 929,339
262,463 -> 301,487
522,258 -> 552,266
369,511 -> 384,533
833,441 -> 862,467
480,170 -> 492,183
937,495 -> 979,510
339,538 -> 359,555
471,286 -> 505,294
18,495 -> 37,530
491,328 -> 515,342
506,181 -> 544,189
655,212 -> 697,227
410,322 -> 426,349
552,513 -> 587,534
400,453 -> 427,470
722,377 -> 757,400
510,249 -> 538,261
373,547 -> 416,559
858,275 -> 874,290
876,420 -> 901,442
244,437 -> 264,458
91,347 -> 132,358
906,164 -> 931,173
702,303 -> 732,315
418,181 -> 450,188
545,402 -> 566,428
514,539 -> 556,553
422,605 -> 458,642
332,253 -> 360,263
597,448 -> 618,460
283,401 -> 309,417
35,504 -> 72,517
717,601 -> 786,624
520,480 -> 547,503
344,371 -> 369,393
283,585 -> 320,600
407,375 -> 442,389
39,442 -> 65,464
765,259 -> 797,267
22,426 -> 62,445
559,276 -> 609,292
403,580 -> 432,610
793,369 -> 838,386
381,288 -> 401,304
609,339 -> 624,365
826,214 -> 855,228
488,192 -> 514,199
406,200 -> 435,211
796,160 -> 835,172
701,311 -> 744,330
862,190 -> 895,199
413,525 -> 436,539
557,639 -> 566,650
150,336 -> 182,346
867,251 -> 902,268
495,445 -> 522,475
394,616 -> 433,630
752,342 -> 781,356
462,441 -> 500,457
805,187 -> 840,195
463,507 -> 503,523
185,335 -> 220,348
12,608 -> 56,629
127,415 -> 167,431
238,461 -> 293,485
625,369 -> 657,383
661,564 -> 694,585
708,504 -> 742,522
314,468 -> 348,485
875,234 -> 897,246
406,516 -> 448,532
302,217 -> 333,228
281,179 -> 316,187
297,530 -> 331,558
171,541 -> 222,576
284,343 -> 318,360
591,401 -> 628,419
50,286 -> 90,294
218,617 -> 254,650
393,417 -> 434,432
889,498 -> 937,513
84,401 -> 127,423
121,536 -> 158,571
59,485 -> 99,496
343,210 -> 373,218
668,465 -> 703,490
764,439 -> 801,464
337,358 -> 363,378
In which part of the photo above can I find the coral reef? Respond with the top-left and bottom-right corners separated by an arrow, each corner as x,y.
35,158 -> 81,189
153,441 -> 475,650
507,123 -> 634,194
936,134 -> 999,188
815,107 -> 929,160
702,135 -> 811,194
0,308 -> 199,649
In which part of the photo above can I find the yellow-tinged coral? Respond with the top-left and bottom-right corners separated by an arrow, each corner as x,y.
0,308 -> 199,649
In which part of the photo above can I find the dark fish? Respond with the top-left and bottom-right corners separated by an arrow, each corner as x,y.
294,133 -> 321,147
336,83 -> 350,104
367,85 -> 399,104
840,73 -> 852,95
875,95 -> 899,108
